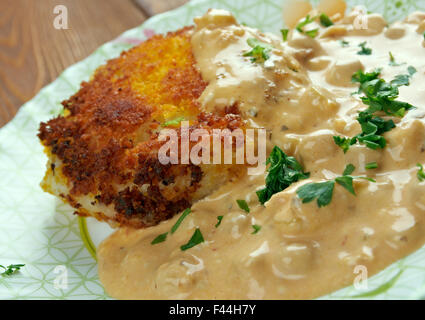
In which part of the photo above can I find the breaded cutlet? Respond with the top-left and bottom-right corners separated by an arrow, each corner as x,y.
38,27 -> 247,228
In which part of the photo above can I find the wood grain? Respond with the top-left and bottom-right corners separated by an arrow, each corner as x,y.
0,0 -> 148,128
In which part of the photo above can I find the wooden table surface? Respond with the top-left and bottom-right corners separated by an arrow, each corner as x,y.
0,0 -> 188,128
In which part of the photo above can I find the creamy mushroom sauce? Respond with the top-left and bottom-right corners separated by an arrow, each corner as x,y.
98,6 -> 425,299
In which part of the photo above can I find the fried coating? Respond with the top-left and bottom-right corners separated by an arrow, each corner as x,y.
38,27 -> 246,228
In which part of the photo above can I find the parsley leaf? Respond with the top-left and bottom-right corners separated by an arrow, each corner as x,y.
408,65 -> 417,76
337,164 -> 357,195
256,146 -> 309,205
357,176 -> 377,183
180,228 -> 204,251
295,15 -> 319,38
297,164 -> 375,207
0,264 -> 25,277
319,13 -> 334,27
417,163 -> 425,182
357,42 -> 372,55
343,163 -> 356,176
352,68 -> 381,88
335,175 -> 355,195
305,29 -> 319,38
162,117 -> 186,127
236,200 -> 250,213
356,134 -> 387,149
365,162 -> 378,169
390,66 -> 416,87
391,74 -> 410,87
151,208 -> 191,244
297,180 -> 335,207
355,111 -> 396,149
215,216 -> 223,228
333,136 -> 356,153
251,225 -> 262,234
352,69 -> 415,116
388,52 -> 404,66
334,111 -> 395,153
340,40 -> 350,47
389,52 -> 396,65
296,14 -> 315,32
243,38 -> 272,63
280,28 -> 289,41
151,232 -> 168,245
171,208 -> 191,234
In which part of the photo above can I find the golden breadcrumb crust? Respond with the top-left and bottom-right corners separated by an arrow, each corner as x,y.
38,27 -> 246,228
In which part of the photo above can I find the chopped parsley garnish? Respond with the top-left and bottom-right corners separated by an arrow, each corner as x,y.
365,162 -> 378,170
243,38 -> 272,63
256,146 -> 309,205
295,15 -> 319,38
352,68 -> 381,87
333,136 -> 354,154
391,74 -> 410,87
215,216 -> 223,228
417,163 -> 425,182
352,68 -> 415,116
296,14 -> 315,31
251,225 -> 262,234
407,65 -> 417,76
389,52 -> 395,64
304,29 -> 319,38
297,164 -> 375,208
335,175 -> 356,195
357,42 -> 372,55
319,13 -> 334,27
388,52 -> 404,66
0,264 -> 25,277
151,232 -> 168,245
390,66 -> 416,87
334,111 -> 395,152
180,228 -> 204,251
151,208 -> 190,244
162,116 -> 185,127
340,40 -> 350,47
354,111 -> 396,149
236,200 -> 250,213
297,180 -> 335,207
280,28 -> 289,41
342,163 -> 355,176
171,208 -> 191,234
334,67 -> 418,153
